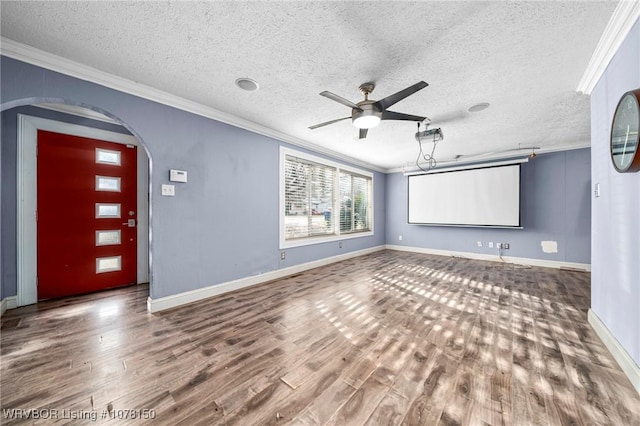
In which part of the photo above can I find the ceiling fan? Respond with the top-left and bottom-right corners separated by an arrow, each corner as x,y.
309,81 -> 429,139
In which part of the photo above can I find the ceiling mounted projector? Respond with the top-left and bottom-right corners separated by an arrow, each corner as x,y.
415,128 -> 443,142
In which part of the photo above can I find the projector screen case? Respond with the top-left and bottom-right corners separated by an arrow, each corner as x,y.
408,164 -> 522,228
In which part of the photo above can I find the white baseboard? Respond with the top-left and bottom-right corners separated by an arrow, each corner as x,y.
588,309 -> 640,394
147,245 -> 385,313
1,296 -> 18,317
384,244 -> 591,272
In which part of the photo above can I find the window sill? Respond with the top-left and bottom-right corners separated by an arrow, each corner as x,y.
280,230 -> 374,249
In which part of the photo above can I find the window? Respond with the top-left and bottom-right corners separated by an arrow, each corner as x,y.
96,230 -> 121,246
95,203 -> 121,218
281,148 -> 373,248
95,176 -> 121,192
284,155 -> 335,240
96,256 -> 121,273
339,172 -> 371,233
96,148 -> 121,166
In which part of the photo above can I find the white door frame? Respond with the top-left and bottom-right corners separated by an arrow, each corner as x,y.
17,114 -> 149,306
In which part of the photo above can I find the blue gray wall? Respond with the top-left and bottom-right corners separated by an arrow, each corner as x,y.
386,149 -> 591,264
1,106 -> 132,299
590,19 -> 640,366
0,54 -> 593,308
0,56 -> 386,300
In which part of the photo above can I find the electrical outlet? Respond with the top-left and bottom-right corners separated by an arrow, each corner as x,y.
280,252 -> 286,260
477,241 -> 483,247
504,243 -> 510,249
497,243 -> 502,249
339,242 -> 343,248
488,242 -> 494,248
398,235 -> 403,241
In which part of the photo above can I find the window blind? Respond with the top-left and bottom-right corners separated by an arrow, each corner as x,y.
283,151 -> 373,244
284,155 -> 335,240
339,172 -> 371,233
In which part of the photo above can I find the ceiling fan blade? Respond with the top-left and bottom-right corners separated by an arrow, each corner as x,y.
381,110 -> 427,122
359,128 -> 368,139
320,91 -> 363,110
309,116 -> 351,130
375,81 -> 428,110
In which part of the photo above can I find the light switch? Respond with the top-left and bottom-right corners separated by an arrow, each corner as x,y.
161,184 -> 175,196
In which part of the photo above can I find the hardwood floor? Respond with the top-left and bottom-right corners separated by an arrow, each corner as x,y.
1,250 -> 639,425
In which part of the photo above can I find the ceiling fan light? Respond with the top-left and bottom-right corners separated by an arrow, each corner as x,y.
353,115 -> 381,129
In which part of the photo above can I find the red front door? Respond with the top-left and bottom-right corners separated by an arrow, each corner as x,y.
37,130 -> 137,300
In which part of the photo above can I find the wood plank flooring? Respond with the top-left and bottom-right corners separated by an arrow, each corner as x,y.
1,250 -> 639,425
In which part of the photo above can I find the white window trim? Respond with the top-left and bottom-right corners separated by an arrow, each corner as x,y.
279,146 -> 374,249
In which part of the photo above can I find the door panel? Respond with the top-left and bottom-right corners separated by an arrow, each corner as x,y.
37,130 -> 137,300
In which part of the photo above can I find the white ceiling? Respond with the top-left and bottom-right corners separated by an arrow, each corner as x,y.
1,1 -> 617,170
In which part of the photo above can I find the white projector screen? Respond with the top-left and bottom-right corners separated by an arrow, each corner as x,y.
408,164 -> 521,227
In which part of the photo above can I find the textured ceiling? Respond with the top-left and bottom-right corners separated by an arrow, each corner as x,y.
1,1 -> 617,170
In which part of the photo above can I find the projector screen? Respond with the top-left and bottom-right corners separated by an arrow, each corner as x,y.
408,164 -> 521,227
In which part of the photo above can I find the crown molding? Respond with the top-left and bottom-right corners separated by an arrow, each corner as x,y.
0,38 -> 385,173
576,1 -> 640,95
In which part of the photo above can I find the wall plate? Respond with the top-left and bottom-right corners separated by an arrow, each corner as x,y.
169,169 -> 188,183
161,184 -> 175,196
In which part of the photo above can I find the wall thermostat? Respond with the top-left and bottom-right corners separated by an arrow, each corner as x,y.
169,169 -> 188,183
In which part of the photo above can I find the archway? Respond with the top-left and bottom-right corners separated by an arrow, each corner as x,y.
1,98 -> 152,307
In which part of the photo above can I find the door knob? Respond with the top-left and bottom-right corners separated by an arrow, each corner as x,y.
122,219 -> 136,227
